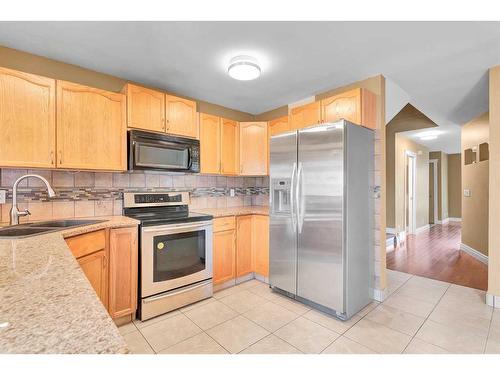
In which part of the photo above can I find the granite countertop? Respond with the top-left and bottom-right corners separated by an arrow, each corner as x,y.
0,216 -> 139,354
193,206 -> 269,218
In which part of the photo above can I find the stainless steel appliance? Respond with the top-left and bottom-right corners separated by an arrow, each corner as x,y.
269,120 -> 373,320
128,130 -> 200,173
123,192 -> 213,321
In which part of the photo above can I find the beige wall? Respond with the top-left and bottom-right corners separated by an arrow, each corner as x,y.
386,104 -> 437,229
447,154 -> 462,219
429,151 -> 449,221
462,112 -> 489,256
394,134 -> 430,232
489,67 -> 500,298
0,45 -> 255,122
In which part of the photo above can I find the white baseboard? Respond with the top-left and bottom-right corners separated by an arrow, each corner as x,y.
437,218 -> 450,225
416,224 -> 430,234
486,293 -> 500,308
372,288 -> 387,302
460,243 -> 488,264
448,217 -> 462,222
386,227 -> 397,235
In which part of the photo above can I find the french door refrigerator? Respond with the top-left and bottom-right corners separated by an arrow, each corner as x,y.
269,119 -> 373,320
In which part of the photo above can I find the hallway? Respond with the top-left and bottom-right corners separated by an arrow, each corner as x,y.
386,222 -> 488,290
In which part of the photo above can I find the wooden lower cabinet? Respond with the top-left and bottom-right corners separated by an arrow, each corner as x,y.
109,227 -> 138,319
213,215 -> 269,285
236,215 -> 253,277
65,226 -> 138,320
253,215 -> 270,277
213,228 -> 236,284
77,250 -> 108,310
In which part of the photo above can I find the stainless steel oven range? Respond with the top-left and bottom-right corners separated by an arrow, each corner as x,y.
123,192 -> 213,321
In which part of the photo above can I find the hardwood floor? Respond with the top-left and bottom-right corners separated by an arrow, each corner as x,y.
386,222 -> 488,291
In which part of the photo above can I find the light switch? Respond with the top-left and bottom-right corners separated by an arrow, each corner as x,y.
0,190 -> 6,204
229,188 -> 235,197
464,189 -> 471,197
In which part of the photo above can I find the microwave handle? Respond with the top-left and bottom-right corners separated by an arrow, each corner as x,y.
187,148 -> 193,169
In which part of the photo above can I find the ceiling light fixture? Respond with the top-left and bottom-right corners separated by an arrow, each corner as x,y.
420,135 -> 438,141
228,55 -> 261,81
417,130 -> 442,140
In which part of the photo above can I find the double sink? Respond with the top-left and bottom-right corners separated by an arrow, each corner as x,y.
0,219 -> 107,239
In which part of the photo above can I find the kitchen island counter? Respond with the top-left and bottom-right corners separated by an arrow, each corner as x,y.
0,216 -> 139,354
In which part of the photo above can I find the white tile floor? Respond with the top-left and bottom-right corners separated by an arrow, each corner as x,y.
120,271 -> 500,354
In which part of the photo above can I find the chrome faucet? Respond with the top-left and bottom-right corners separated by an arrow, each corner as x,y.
9,174 -> 56,225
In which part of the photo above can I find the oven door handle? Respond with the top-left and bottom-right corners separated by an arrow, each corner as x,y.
142,220 -> 213,233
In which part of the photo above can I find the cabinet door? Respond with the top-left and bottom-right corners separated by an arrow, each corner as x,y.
125,83 -> 165,132
321,88 -> 361,125
166,95 -> 198,138
199,113 -> 221,174
236,215 -> 253,277
289,101 -> 320,130
239,122 -> 268,176
220,118 -> 239,175
78,250 -> 108,310
0,67 -> 56,168
252,215 -> 270,277
56,80 -> 126,171
213,229 -> 236,284
269,116 -> 290,136
109,227 -> 138,319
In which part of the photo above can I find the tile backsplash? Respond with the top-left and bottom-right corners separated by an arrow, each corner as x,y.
0,168 -> 269,223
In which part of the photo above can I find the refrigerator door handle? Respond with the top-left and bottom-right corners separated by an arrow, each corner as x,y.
290,162 -> 297,231
296,161 -> 304,233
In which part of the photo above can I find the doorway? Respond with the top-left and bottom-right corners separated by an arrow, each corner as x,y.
405,150 -> 417,235
428,159 -> 438,225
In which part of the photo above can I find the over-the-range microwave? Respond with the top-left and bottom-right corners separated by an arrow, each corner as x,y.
128,130 -> 200,173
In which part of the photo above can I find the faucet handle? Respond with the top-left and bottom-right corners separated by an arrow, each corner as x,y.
19,209 -> 31,217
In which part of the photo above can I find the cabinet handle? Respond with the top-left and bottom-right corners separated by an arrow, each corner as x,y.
162,118 -> 166,131
166,119 -> 170,130
50,151 -> 55,165
58,150 -> 62,165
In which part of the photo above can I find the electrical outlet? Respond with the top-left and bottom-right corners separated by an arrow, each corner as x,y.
0,190 -> 6,204
229,188 -> 235,197
464,189 -> 471,197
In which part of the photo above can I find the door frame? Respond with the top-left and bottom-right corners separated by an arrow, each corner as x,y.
429,159 -> 438,225
405,150 -> 417,235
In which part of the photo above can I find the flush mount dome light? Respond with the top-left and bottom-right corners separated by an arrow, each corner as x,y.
417,130 -> 442,141
228,55 -> 261,81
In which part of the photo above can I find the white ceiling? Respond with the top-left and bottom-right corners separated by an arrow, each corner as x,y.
400,125 -> 462,154
0,21 -> 498,127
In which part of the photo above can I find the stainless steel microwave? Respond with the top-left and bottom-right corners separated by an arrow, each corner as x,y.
128,130 -> 200,173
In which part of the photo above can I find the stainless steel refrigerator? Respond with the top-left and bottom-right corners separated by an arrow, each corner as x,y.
269,119 -> 373,320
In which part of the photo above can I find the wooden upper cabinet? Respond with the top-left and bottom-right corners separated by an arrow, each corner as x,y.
108,227 -> 138,319
289,101 -> 320,130
239,122 -> 268,176
252,215 -> 269,277
56,80 -> 126,171
236,215 -> 253,277
0,67 -> 56,168
220,118 -> 239,175
269,115 -> 290,136
321,88 -> 377,129
125,83 -> 165,133
166,95 -> 198,138
199,113 -> 221,174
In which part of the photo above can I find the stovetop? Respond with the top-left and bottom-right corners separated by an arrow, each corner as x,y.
123,205 -> 213,227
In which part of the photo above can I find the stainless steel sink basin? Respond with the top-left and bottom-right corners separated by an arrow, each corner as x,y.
0,219 -> 107,238
0,227 -> 56,237
27,219 -> 106,228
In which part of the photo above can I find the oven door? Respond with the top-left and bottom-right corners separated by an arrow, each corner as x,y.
141,221 -> 213,298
